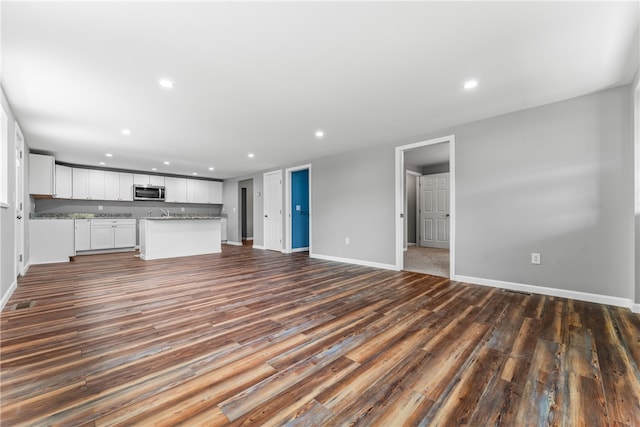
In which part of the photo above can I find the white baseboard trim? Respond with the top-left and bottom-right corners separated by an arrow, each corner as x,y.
310,253 -> 398,271
291,247 -> 309,253
22,262 -> 30,276
632,303 -> 640,314
455,274 -> 636,310
225,241 -> 243,246
1,278 -> 18,311
252,245 -> 265,250
243,237 -> 254,241
408,242 -> 417,246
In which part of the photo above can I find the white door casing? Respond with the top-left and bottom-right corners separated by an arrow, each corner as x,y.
15,123 -> 25,276
263,170 -> 283,251
394,135 -> 455,274
419,173 -> 450,249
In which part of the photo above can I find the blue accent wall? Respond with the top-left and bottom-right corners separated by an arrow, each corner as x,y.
291,169 -> 309,249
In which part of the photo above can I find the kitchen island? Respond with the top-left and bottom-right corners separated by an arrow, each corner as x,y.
139,217 -> 221,260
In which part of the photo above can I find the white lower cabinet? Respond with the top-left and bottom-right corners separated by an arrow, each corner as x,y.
83,219 -> 137,251
114,222 -> 136,247
74,219 -> 91,251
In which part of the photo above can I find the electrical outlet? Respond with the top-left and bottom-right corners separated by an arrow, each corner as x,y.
531,253 -> 541,265
345,237 -> 350,245
98,205 -> 103,211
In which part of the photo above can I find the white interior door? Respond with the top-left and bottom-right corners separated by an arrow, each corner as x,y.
15,124 -> 25,275
263,170 -> 282,251
419,173 -> 450,249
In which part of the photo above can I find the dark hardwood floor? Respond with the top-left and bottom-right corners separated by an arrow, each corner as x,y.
1,245 -> 639,426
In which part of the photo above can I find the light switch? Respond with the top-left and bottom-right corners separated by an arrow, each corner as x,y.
296,205 -> 301,211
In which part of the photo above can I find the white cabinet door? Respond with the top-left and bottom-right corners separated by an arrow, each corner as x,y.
74,219 -> 91,251
165,177 -> 187,203
104,171 -> 120,201
187,179 -> 208,204
149,175 -> 165,186
29,219 -> 74,264
134,174 -> 150,186
119,173 -> 134,201
90,222 -> 115,249
55,165 -> 73,199
89,170 -> 105,200
72,169 -> 90,199
29,154 -> 55,195
209,181 -> 223,204
114,223 -> 136,248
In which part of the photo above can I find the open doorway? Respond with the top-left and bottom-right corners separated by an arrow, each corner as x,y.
395,135 -> 455,278
239,179 -> 254,246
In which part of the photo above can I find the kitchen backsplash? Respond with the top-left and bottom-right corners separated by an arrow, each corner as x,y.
34,198 -> 222,219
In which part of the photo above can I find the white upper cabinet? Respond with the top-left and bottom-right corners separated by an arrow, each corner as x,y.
186,179 -> 209,204
165,177 -> 187,203
72,168 -> 90,199
70,165 -> 219,204
104,171 -> 120,201
209,181 -> 223,204
89,170 -> 105,200
133,174 -> 150,186
54,165 -> 73,199
149,175 -> 165,186
29,154 -> 55,195
105,172 -> 133,201
119,173 -> 134,201
73,169 -> 105,200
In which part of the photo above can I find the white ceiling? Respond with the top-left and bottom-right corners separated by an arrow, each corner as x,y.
2,1 -> 638,179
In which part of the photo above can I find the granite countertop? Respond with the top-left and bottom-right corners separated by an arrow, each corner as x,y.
142,216 -> 222,220
30,213 -> 134,219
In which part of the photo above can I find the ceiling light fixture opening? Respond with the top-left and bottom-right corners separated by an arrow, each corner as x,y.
208,167 -> 214,171
248,153 -> 255,158
163,161 -> 170,165
151,168 -> 158,171
99,161 -> 106,165
159,78 -> 174,89
105,153 -> 113,157
121,129 -> 131,135
463,79 -> 478,90
315,130 -> 325,138
192,172 -> 198,176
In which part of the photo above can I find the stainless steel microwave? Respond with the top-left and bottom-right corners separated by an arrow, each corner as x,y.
133,185 -> 165,201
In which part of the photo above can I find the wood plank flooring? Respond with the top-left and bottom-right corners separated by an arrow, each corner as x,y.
1,245 -> 639,426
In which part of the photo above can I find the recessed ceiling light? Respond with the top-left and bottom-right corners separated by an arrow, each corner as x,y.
151,168 -> 158,171
159,78 -> 174,89
99,161 -> 106,165
105,153 -> 113,157
208,167 -> 214,171
121,129 -> 131,135
315,130 -> 325,138
192,172 -> 198,176
248,153 -> 255,158
463,79 -> 478,90
163,161 -> 170,165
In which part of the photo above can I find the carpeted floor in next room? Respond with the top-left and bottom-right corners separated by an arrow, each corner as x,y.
404,246 -> 450,278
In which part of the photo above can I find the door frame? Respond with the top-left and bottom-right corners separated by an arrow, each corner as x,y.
284,164 -> 312,254
395,135 -> 456,274
14,122 -> 25,276
263,169 -> 283,251
405,170 -> 421,251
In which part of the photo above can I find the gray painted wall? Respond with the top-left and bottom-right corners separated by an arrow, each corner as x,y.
0,89 -> 16,304
633,73 -> 640,306
422,162 -> 450,175
222,85 -> 635,302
